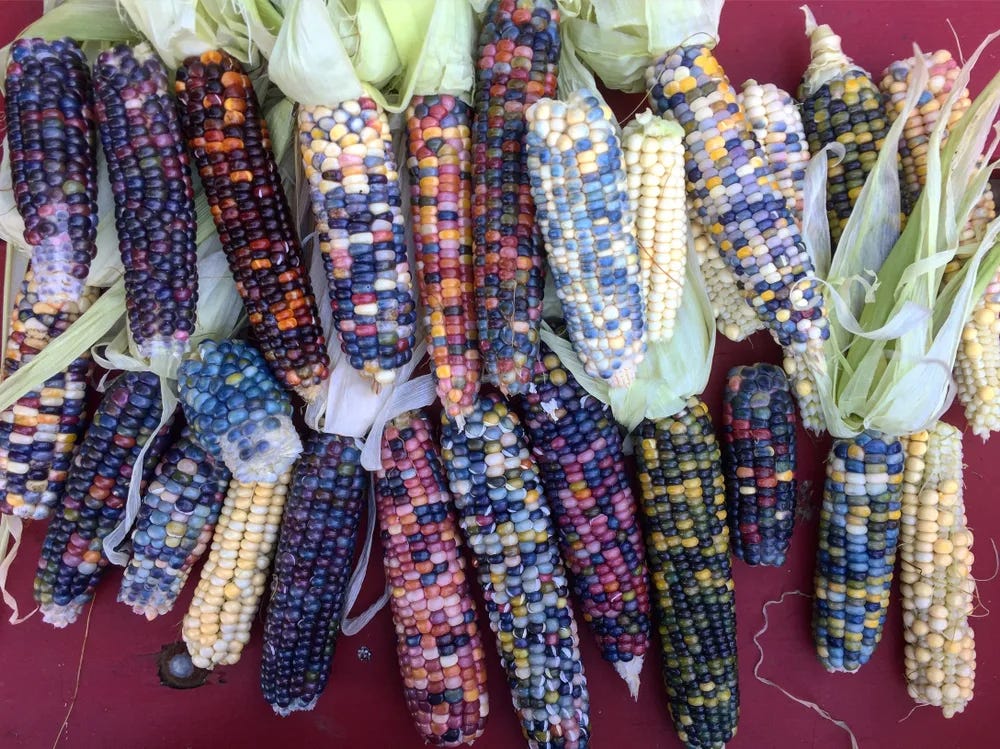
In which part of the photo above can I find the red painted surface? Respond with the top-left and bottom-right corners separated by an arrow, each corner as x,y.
1,2 -> 999,748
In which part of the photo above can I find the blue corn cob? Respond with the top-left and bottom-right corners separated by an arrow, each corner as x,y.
440,392 -> 590,749
118,426 -> 231,619
813,431 -> 904,672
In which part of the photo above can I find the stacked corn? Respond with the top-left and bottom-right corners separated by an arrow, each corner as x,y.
899,424 -> 976,717
118,427 -> 231,619
375,411 -> 489,745
517,346 -> 651,695
34,371 -> 173,627
406,95 -> 480,417
299,97 -> 417,388
441,392 -> 589,748
721,364 -> 797,567
473,0 -> 560,395
525,89 -> 645,388
174,50 -> 329,401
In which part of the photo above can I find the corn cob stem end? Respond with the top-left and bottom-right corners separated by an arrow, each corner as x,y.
614,655 -> 644,700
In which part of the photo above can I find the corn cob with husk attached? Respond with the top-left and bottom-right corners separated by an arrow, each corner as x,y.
376,410 -> 489,746
174,50 -> 329,401
118,426 -> 231,619
517,345 -> 651,696
636,399 -> 739,749
899,424 -> 976,718
92,43 -> 199,363
260,432 -> 367,713
525,89 -> 645,388
440,392 -> 589,748
34,370 -> 174,627
473,0 -> 560,395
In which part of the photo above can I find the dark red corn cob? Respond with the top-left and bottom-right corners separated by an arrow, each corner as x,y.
174,50 -> 329,401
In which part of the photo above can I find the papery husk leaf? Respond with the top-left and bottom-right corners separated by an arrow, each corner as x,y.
800,141 -> 841,279
117,0 -> 216,69
347,0 -> 401,91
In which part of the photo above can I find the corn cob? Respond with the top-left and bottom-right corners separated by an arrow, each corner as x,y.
899,424 -> 976,717
473,0 -> 560,395
721,364 -> 797,567
622,111 -> 687,345
33,370 -> 173,627
4,37 -> 99,306
526,90 -> 645,388
647,48 -> 828,433
0,268 -> 96,519
798,9 -> 893,245
118,427 -> 231,619
177,339 -> 302,483
738,80 -> 810,222
184,472 -> 289,669
92,43 -> 198,362
299,97 -> 416,388
174,50 -> 329,401
406,95 -> 480,416
517,346 -> 651,694
376,410 -> 489,746
636,399 -> 739,749
812,431 -> 904,672
440,392 -> 589,748
879,50 -> 972,210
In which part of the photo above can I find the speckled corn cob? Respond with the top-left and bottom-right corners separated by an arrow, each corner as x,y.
0,269 -> 96,519
473,0 -> 560,395
440,392 -> 589,748
93,43 -> 198,362
4,37 -> 98,306
407,95 -> 480,416
721,364 -> 797,567
738,80 -> 810,221
175,50 -> 329,401
899,424 -> 976,717
879,50 -> 971,210
813,431 -> 904,673
118,427 -> 231,619
184,472 -> 289,669
300,97 -> 416,387
636,399 -> 739,749
526,90 -> 645,388
34,370 -> 173,628
622,111 -> 687,345
260,433 -> 366,714
178,339 -> 302,483
518,346 -> 651,695
376,411 -> 489,746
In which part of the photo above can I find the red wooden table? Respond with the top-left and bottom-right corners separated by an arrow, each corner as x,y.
2,2 -> 999,748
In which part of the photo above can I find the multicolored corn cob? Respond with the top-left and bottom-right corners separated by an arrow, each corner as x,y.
92,43 -> 198,362
622,111 -> 687,345
526,90 -> 645,388
174,50 -> 329,401
636,400 -> 739,749
721,364 -> 797,567
118,427 -> 231,619
440,392 -> 589,748
299,97 -> 416,387
376,410 -> 489,746
899,424 -> 976,718
177,339 -> 302,483
738,80 -> 810,222
34,370 -> 173,627
260,433 -> 367,714
184,472 -> 289,669
812,431 -> 904,673
799,9 -> 893,244
0,268 -> 96,519
406,94 -> 480,416
473,0 -> 560,395
517,346 -> 651,695
4,37 -> 99,306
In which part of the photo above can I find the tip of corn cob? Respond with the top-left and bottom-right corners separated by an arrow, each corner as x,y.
271,697 -> 320,717
219,413 -> 302,485
800,5 -> 855,94
40,601 -> 85,629
614,656 -> 644,700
